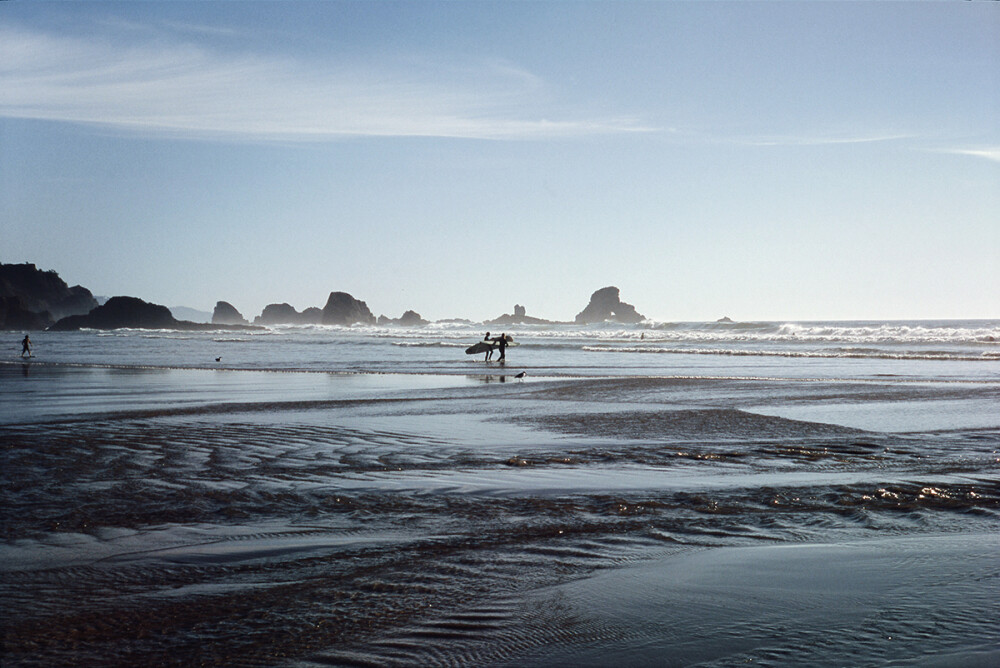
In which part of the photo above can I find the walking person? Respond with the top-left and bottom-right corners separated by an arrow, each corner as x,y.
496,333 -> 507,362
21,334 -> 31,357
483,331 -> 494,361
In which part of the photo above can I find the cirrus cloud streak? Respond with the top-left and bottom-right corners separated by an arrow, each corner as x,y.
0,26 -> 652,141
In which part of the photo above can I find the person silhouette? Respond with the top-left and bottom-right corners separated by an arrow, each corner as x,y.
496,333 -> 507,361
483,331 -> 494,361
21,334 -> 31,358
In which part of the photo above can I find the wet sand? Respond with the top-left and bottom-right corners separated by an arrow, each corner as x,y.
507,534 -> 1000,667
2,365 -> 998,666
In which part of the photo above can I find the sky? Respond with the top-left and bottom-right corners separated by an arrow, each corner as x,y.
1,1 -> 997,322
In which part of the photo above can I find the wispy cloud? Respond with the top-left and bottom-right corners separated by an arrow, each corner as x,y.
0,25 -> 651,141
936,147 -> 1000,164
734,132 -> 915,147
93,16 -> 244,38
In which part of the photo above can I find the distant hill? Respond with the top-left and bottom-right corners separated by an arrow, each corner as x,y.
170,306 -> 212,323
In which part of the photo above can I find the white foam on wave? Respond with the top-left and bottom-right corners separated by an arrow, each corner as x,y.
392,341 -> 466,348
581,346 -> 999,362
244,320 -> 999,346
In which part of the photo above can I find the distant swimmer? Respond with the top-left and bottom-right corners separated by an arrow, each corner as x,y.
483,331 -> 494,361
21,335 -> 31,357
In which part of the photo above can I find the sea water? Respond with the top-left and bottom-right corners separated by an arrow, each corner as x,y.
5,318 -> 999,374
1,319 -> 998,666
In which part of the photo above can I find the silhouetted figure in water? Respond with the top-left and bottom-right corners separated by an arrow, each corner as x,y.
21,335 -> 31,357
483,331 -> 493,361
496,333 -> 507,361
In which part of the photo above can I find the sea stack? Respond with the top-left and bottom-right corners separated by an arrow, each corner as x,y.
212,301 -> 249,325
321,292 -> 376,326
486,304 -> 555,326
575,286 -> 645,324
378,310 -> 429,326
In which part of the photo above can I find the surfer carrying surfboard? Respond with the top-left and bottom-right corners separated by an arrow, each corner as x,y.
464,333 -> 514,360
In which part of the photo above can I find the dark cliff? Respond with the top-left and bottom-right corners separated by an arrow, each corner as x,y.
0,263 -> 98,329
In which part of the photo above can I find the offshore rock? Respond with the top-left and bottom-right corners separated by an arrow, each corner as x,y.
256,303 -> 303,325
378,310 -> 429,326
0,263 -> 98,329
212,301 -> 249,325
252,304 -> 322,325
574,286 -> 645,324
321,292 -> 376,326
397,310 -> 427,326
301,307 -> 324,324
487,304 -> 556,326
51,296 -> 179,330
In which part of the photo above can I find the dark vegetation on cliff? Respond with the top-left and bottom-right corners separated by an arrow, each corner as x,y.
0,263 -> 98,330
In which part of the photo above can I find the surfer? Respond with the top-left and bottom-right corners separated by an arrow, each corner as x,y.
21,334 -> 31,357
496,333 -> 507,361
483,331 -> 494,361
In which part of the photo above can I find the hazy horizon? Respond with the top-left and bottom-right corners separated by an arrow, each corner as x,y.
2,2 -> 997,322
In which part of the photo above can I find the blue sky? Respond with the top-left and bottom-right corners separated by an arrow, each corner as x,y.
2,1 -> 997,322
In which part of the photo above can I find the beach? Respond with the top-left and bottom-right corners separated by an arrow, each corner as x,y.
1,322 -> 998,666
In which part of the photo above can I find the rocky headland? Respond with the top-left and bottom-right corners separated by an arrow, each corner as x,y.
51,296 -> 262,331
1,263 -> 99,330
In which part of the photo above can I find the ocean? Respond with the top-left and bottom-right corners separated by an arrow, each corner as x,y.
1,319 -> 998,666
